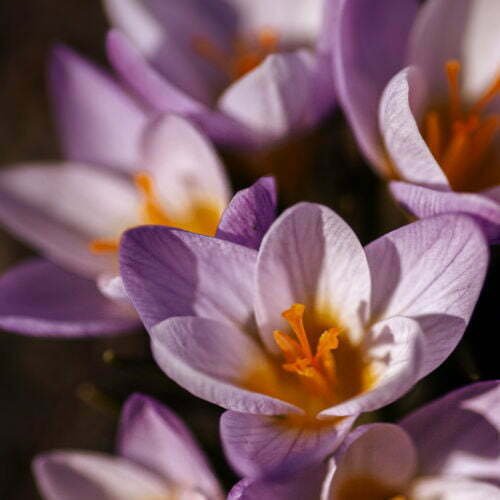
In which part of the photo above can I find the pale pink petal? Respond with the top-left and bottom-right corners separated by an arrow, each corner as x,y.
409,476 -> 500,500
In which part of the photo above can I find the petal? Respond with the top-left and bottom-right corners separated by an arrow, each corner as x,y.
332,0 -> 419,172
390,181 -> 500,244
379,67 -> 449,187
325,423 -> 417,498
0,259 -> 137,337
228,466 -> 327,500
255,203 -> 371,353
49,45 -> 148,172
120,226 -> 257,330
400,380 -> 500,485
221,411 -> 355,478
218,50 -> 318,143
319,316 -> 423,417
408,0 -> 500,99
365,214 -> 489,378
0,163 -> 137,277
151,316 -> 298,415
226,0 -> 324,43
143,114 -> 231,216
117,394 -> 222,498
409,476 -> 500,500
33,451 -> 168,500
216,176 -> 277,250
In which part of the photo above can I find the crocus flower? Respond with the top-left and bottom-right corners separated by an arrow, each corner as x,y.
120,202 -> 488,477
332,0 -> 500,243
0,55 -> 277,337
229,380 -> 500,499
33,393 -> 224,500
102,0 -> 336,149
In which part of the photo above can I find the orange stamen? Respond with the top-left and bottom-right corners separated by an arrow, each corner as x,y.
446,59 -> 462,121
471,74 -> 500,114
134,172 -> 172,226
192,37 -> 229,73
88,238 -> 119,254
424,110 -> 442,158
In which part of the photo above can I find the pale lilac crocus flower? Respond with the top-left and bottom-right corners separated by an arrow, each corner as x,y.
33,393 -> 224,500
120,202 -> 488,477
332,0 -> 500,243
230,380 -> 500,499
102,0 -> 336,149
0,50 -> 277,337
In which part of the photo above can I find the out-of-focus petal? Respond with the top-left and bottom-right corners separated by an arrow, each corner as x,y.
216,176 -> 277,250
143,114 -> 231,216
408,476 -> 500,500
117,394 -> 222,498
0,162 -> 137,277
218,50 -> 318,144
400,381 -> 500,485
365,214 -> 489,377
33,451 -> 168,500
255,203 -> 370,353
0,259 -> 137,337
325,424 -> 417,499
408,0 -> 500,99
390,181 -> 500,244
151,316 -> 299,415
49,45 -> 148,172
379,67 -> 449,187
319,317 -> 423,417
120,227 -> 257,330
332,0 -> 419,172
221,411 -> 355,478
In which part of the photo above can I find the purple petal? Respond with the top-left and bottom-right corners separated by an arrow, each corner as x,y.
408,476 -> 500,499
151,316 -> 298,415
120,226 -> 257,330
332,0 -> 419,172
400,380 -> 500,486
255,203 -> 371,353
391,181 -> 500,244
379,66 -> 449,187
33,451 -> 168,500
319,316 -> 423,417
117,393 -> 222,498
365,214 -> 489,378
0,259 -> 137,337
216,176 -> 277,250
221,410 -> 355,478
49,44 -> 148,172
218,50 -> 321,144
325,424 -> 417,498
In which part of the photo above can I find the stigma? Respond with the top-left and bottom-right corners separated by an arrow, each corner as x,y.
273,303 -> 341,398
423,59 -> 499,192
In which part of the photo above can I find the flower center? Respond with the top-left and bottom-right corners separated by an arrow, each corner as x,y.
89,172 -> 221,254
192,28 -> 280,82
337,476 -> 407,500
422,59 -> 499,192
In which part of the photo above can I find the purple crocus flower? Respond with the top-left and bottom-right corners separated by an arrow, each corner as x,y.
33,393 -> 224,499
0,52 -> 277,338
102,0 -> 336,149
229,380 -> 500,499
332,0 -> 500,243
120,202 -> 488,477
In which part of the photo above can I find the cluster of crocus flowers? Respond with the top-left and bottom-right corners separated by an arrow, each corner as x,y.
231,381 -> 500,499
333,0 -> 500,243
120,202 -> 488,476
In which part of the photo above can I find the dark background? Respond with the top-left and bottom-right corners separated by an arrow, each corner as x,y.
0,1 -> 498,499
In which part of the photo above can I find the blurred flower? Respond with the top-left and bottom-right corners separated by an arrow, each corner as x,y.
230,380 -> 500,499
33,393 -> 224,500
332,0 -> 500,243
102,0 -> 336,148
0,101 -> 277,336
120,202 -> 488,477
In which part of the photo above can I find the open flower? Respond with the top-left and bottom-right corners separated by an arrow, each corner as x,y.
33,393 -> 224,500
102,0 -> 335,148
332,0 -> 500,243
229,380 -> 500,499
0,81 -> 277,337
120,202 -> 488,476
